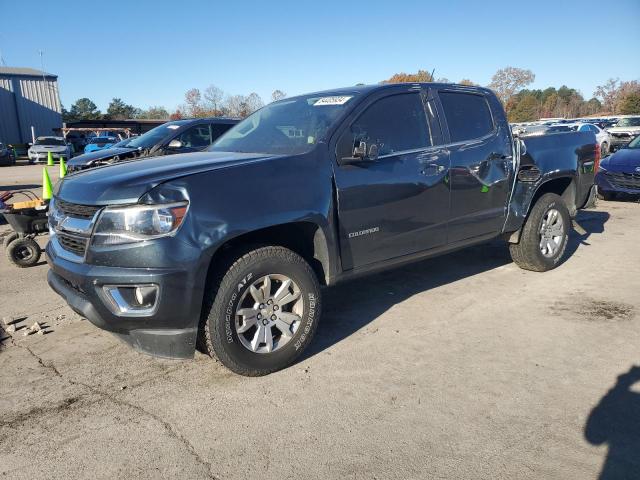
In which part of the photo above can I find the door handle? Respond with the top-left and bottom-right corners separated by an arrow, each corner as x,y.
421,165 -> 446,176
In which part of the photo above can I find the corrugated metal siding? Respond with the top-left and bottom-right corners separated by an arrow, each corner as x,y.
0,74 -> 62,144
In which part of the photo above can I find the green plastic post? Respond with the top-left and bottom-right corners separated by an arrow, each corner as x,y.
47,151 -> 54,166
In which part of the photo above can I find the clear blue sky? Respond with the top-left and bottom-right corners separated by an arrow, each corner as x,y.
1,0 -> 639,112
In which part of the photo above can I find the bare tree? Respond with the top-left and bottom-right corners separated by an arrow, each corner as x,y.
488,67 -> 535,104
245,92 -> 264,114
271,89 -> 287,102
594,78 -> 620,113
204,85 -> 224,115
184,88 -> 203,117
223,95 -> 246,117
459,79 -> 476,86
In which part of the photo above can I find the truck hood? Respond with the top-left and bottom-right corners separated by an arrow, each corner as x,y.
67,147 -> 137,166
601,148 -> 640,170
57,151 -> 280,205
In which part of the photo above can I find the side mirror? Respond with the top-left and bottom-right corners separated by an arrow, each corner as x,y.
167,139 -> 184,149
340,141 -> 377,165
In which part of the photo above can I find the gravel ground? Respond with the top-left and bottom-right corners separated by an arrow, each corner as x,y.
1,163 -> 639,479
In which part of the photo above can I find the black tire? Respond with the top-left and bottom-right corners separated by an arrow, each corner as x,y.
6,237 -> 42,267
601,142 -> 609,157
201,246 -> 321,376
509,193 -> 570,272
3,232 -> 20,249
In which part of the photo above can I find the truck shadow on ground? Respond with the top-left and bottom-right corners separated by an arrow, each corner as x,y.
585,366 -> 640,480
305,209 -> 610,359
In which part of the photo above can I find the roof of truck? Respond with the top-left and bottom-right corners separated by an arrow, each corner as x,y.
287,82 -> 490,101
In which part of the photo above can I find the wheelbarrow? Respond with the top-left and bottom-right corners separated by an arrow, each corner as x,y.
1,191 -> 49,267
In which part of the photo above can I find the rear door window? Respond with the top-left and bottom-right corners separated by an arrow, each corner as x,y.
439,91 -> 494,143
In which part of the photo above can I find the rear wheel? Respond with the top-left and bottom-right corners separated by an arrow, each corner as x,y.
6,237 -> 41,267
509,193 -> 570,272
201,246 -> 321,376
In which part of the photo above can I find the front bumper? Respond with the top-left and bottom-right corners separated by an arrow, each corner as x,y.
596,171 -> 640,195
29,151 -> 66,162
46,239 -> 201,359
609,134 -> 638,152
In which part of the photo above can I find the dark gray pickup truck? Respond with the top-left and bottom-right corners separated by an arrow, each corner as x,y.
46,83 -> 598,376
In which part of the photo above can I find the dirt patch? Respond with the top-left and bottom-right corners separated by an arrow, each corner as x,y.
554,298 -> 635,322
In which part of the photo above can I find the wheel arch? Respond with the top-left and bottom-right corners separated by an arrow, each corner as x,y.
205,221 -> 332,287
506,175 -> 575,243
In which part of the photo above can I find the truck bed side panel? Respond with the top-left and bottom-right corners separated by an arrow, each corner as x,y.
503,131 -> 597,234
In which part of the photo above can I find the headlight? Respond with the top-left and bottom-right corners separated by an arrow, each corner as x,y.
92,201 -> 189,246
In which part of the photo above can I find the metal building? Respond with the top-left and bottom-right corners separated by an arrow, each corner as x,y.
0,67 -> 62,145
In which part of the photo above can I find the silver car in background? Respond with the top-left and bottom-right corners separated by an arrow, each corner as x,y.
27,136 -> 73,164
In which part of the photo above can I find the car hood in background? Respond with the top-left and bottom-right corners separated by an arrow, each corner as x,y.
601,148 -> 640,170
68,147 -> 138,166
57,151 -> 283,205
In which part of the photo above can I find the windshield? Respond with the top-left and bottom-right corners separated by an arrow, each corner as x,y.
627,136 -> 640,149
616,117 -> 640,127
210,94 -> 357,155
35,137 -> 65,146
126,121 -> 190,150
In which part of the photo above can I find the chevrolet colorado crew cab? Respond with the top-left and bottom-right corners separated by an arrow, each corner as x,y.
46,83 -> 598,376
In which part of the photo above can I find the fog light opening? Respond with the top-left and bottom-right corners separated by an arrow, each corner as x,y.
135,286 -> 157,307
102,284 -> 159,316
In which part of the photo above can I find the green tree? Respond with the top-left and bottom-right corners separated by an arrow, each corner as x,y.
68,98 -> 101,120
508,94 -> 539,122
618,92 -> 640,114
106,98 -> 139,120
136,106 -> 169,119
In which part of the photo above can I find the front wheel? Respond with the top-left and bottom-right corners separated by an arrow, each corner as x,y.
201,246 -> 321,376
509,193 -> 570,272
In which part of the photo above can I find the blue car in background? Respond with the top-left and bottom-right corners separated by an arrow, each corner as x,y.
596,135 -> 640,200
84,136 -> 118,154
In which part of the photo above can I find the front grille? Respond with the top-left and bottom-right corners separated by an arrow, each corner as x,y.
604,171 -> 640,190
57,232 -> 88,256
56,198 -> 101,219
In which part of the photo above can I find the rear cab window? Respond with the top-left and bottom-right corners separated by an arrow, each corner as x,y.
438,91 -> 495,143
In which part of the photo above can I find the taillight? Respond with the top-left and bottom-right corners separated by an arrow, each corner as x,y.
594,143 -> 601,172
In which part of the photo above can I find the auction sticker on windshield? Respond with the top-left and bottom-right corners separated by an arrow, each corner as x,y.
314,96 -> 352,106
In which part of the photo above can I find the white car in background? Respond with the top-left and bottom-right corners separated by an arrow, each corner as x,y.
547,123 -> 612,156
607,116 -> 640,153
27,136 -> 73,164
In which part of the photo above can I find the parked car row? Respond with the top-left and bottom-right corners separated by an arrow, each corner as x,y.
514,115 -> 640,155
